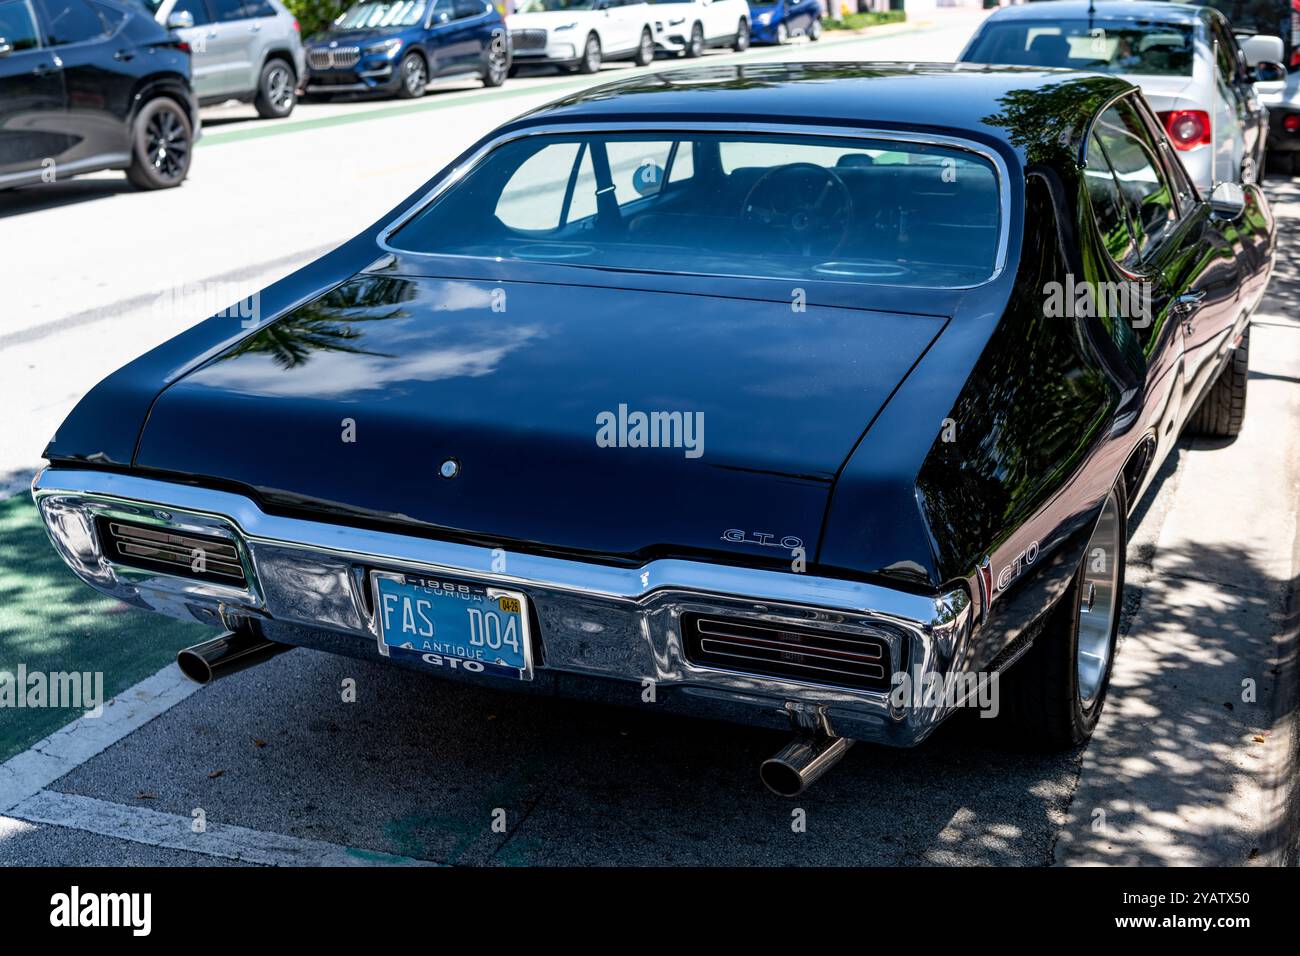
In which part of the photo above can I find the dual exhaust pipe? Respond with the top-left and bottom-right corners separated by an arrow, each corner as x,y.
180,630 -> 852,795
177,628 -> 290,685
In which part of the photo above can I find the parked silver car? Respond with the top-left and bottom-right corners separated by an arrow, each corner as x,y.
960,1 -> 1287,192
147,0 -> 307,118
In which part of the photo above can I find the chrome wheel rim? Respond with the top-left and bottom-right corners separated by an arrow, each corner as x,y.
777,23 -> 788,43
404,56 -> 426,94
1077,491 -> 1122,708
691,25 -> 702,54
266,65 -> 294,111
145,106 -> 188,181
640,31 -> 652,60
585,36 -> 599,70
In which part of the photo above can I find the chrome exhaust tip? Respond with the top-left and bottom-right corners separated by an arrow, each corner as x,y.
760,734 -> 854,797
177,629 -> 289,685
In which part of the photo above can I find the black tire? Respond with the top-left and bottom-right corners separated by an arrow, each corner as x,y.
999,482 -> 1127,749
1187,324 -> 1250,437
776,21 -> 789,44
808,16 -> 822,41
634,27 -> 655,66
732,18 -> 750,51
253,58 -> 296,118
579,32 -> 601,73
685,21 -> 704,57
395,51 -> 427,99
482,32 -> 509,87
125,97 -> 192,190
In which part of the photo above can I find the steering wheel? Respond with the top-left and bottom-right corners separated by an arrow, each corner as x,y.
741,163 -> 853,258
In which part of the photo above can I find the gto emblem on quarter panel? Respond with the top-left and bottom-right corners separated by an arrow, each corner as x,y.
721,529 -> 804,551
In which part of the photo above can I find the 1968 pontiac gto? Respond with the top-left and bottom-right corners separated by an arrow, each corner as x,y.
33,64 -> 1274,795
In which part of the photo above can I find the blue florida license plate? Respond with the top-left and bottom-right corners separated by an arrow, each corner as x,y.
371,571 -> 533,681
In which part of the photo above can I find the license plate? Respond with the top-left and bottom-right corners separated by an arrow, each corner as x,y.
370,571 -> 533,681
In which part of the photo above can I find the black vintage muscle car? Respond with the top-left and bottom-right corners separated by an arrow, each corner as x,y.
34,63 -> 1274,795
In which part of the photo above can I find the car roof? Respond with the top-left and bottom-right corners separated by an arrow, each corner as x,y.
508,62 -> 1137,169
984,0 -> 1209,26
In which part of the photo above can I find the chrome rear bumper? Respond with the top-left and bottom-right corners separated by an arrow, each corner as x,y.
33,467 -> 973,745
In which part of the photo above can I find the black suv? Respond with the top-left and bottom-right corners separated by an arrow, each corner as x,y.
0,0 -> 199,190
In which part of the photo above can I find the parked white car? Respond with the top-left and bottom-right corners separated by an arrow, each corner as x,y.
960,1 -> 1287,192
509,0 -> 657,73
648,0 -> 753,57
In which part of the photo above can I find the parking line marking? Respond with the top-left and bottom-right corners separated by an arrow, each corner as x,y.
0,664 -> 199,814
7,790 -> 439,867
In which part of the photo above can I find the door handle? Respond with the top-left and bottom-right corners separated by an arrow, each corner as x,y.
31,62 -> 58,76
113,49 -> 135,61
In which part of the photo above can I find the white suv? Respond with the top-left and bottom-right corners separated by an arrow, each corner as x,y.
648,0 -> 752,57
509,0 -> 658,73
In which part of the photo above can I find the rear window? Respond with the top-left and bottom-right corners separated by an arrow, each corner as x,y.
388,133 -> 1002,288
964,20 -> 1198,76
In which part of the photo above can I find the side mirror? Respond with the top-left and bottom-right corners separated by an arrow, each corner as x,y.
1252,61 -> 1287,83
166,10 -> 195,29
1209,181 -> 1245,220
1239,33 -> 1284,67
0,37 -> 12,58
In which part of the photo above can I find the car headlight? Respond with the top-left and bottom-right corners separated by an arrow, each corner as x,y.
668,17 -> 685,26
756,12 -> 771,24
364,38 -> 403,57
554,21 -> 578,30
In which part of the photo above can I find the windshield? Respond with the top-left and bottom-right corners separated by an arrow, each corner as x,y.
964,20 -> 1197,76
389,132 -> 1001,289
517,0 -> 597,11
335,0 -> 428,29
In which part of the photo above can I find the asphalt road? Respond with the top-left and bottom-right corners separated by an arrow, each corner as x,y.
1,10 -> 1297,866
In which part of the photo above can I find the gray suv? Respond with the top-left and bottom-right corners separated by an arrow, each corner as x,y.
147,0 -> 306,118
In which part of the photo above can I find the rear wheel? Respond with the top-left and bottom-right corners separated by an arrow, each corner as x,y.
1187,324 -> 1250,437
579,32 -> 601,73
396,51 -> 427,98
634,27 -> 655,66
732,18 -> 750,51
253,58 -> 296,118
685,21 -> 704,57
999,483 -> 1126,749
808,16 -> 822,41
125,97 -> 192,190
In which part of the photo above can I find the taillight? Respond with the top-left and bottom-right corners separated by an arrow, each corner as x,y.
1285,113 -> 1300,133
293,17 -> 300,33
1159,109 -> 1211,150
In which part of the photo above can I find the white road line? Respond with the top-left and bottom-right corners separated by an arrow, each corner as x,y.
6,790 -> 438,867
0,664 -> 199,814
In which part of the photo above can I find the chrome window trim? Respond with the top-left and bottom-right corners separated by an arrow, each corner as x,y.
374,121 -> 1015,290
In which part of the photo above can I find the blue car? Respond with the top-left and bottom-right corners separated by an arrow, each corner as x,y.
750,0 -> 822,44
304,0 -> 510,98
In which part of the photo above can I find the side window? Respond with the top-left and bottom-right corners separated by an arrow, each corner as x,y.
1211,20 -> 1242,84
0,0 -> 41,50
1084,132 -> 1136,264
667,140 -> 694,186
207,0 -> 256,22
172,0 -> 212,25
451,0 -> 482,18
1091,102 -> 1179,260
38,0 -> 106,44
88,0 -> 124,31
429,0 -> 452,21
